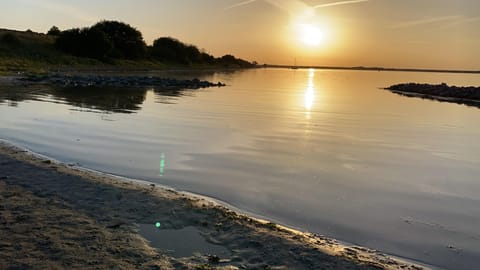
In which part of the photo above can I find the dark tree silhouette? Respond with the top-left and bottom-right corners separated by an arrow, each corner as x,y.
91,21 -> 146,59
150,37 -> 218,64
83,28 -> 113,59
53,20 -> 253,66
217,54 -> 253,67
150,37 -> 184,62
55,28 -> 112,59
55,28 -> 84,56
55,20 -> 146,60
47,26 -> 61,36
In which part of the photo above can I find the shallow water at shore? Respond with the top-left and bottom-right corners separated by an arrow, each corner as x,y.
138,225 -> 231,258
1,68 -> 480,269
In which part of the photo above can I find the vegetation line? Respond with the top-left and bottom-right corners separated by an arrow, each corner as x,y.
0,21 -> 255,74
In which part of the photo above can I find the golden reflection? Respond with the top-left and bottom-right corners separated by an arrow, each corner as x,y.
304,68 -> 315,112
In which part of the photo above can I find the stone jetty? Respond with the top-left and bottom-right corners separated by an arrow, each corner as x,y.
385,82 -> 480,108
386,83 -> 480,100
18,74 -> 226,89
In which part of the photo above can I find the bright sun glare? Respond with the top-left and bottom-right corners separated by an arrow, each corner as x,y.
299,24 -> 324,46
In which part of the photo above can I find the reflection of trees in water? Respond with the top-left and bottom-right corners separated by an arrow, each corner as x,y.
50,87 -> 148,113
0,85 -> 198,113
0,86 -> 48,107
152,87 -> 194,104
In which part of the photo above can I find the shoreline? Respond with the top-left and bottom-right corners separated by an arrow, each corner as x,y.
0,139 -> 429,269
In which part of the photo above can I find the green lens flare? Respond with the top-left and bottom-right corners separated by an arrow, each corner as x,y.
159,153 -> 166,176
155,222 -> 161,228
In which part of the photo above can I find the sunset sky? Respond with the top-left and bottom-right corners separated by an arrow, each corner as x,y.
1,0 -> 479,69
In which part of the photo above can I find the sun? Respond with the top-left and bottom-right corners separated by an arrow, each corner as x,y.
299,24 -> 324,46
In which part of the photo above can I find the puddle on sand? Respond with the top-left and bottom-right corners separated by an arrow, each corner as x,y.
138,224 -> 231,258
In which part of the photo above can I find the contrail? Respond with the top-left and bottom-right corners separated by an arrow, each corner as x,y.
313,0 -> 369,9
224,0 -> 258,10
225,0 -> 369,13
391,15 -> 463,29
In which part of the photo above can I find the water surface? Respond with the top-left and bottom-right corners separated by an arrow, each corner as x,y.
138,225 -> 230,258
1,69 -> 479,269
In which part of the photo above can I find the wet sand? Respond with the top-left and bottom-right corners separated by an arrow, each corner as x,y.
0,141 -> 426,269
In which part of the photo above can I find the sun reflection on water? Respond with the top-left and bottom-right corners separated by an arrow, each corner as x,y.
304,68 -> 315,118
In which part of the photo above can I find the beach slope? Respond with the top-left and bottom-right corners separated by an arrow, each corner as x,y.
0,142 -> 425,269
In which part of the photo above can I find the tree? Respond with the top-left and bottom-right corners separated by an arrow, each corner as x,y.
47,26 -> 61,36
55,28 -> 82,55
82,28 -> 113,59
91,21 -> 146,59
217,54 -> 254,68
150,37 -> 212,64
151,37 -> 183,62
55,20 -> 146,60
55,28 -> 112,59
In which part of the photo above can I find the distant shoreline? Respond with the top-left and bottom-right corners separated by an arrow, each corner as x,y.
264,64 -> 480,74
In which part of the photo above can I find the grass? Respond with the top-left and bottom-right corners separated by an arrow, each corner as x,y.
0,28 -> 106,74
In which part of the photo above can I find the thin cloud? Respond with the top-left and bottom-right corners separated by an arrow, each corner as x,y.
443,16 -> 480,28
225,0 -> 368,13
391,15 -> 463,29
264,0 -> 310,15
17,0 -> 97,23
224,0 -> 258,10
312,0 -> 369,9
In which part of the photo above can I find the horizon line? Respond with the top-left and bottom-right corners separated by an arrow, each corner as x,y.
261,64 -> 480,74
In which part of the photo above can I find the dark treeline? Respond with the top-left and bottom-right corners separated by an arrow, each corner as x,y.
51,21 -> 254,67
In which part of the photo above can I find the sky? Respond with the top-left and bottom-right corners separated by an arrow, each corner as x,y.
1,0 -> 479,69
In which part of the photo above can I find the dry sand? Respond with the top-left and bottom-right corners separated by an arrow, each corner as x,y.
0,141 -> 427,269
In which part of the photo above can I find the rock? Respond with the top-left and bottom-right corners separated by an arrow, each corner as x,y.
385,82 -> 480,109
20,74 -> 227,90
208,254 -> 220,264
386,83 -> 480,100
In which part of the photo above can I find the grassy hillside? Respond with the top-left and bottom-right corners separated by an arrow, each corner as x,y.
0,28 -> 252,74
0,29 -> 107,73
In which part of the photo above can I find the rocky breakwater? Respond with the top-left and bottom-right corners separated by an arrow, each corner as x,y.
385,82 -> 480,108
18,74 -> 226,89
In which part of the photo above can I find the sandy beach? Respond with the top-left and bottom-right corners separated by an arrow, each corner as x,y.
0,141 -> 427,270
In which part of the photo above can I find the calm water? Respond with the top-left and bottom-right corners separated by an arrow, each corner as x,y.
1,68 -> 480,269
